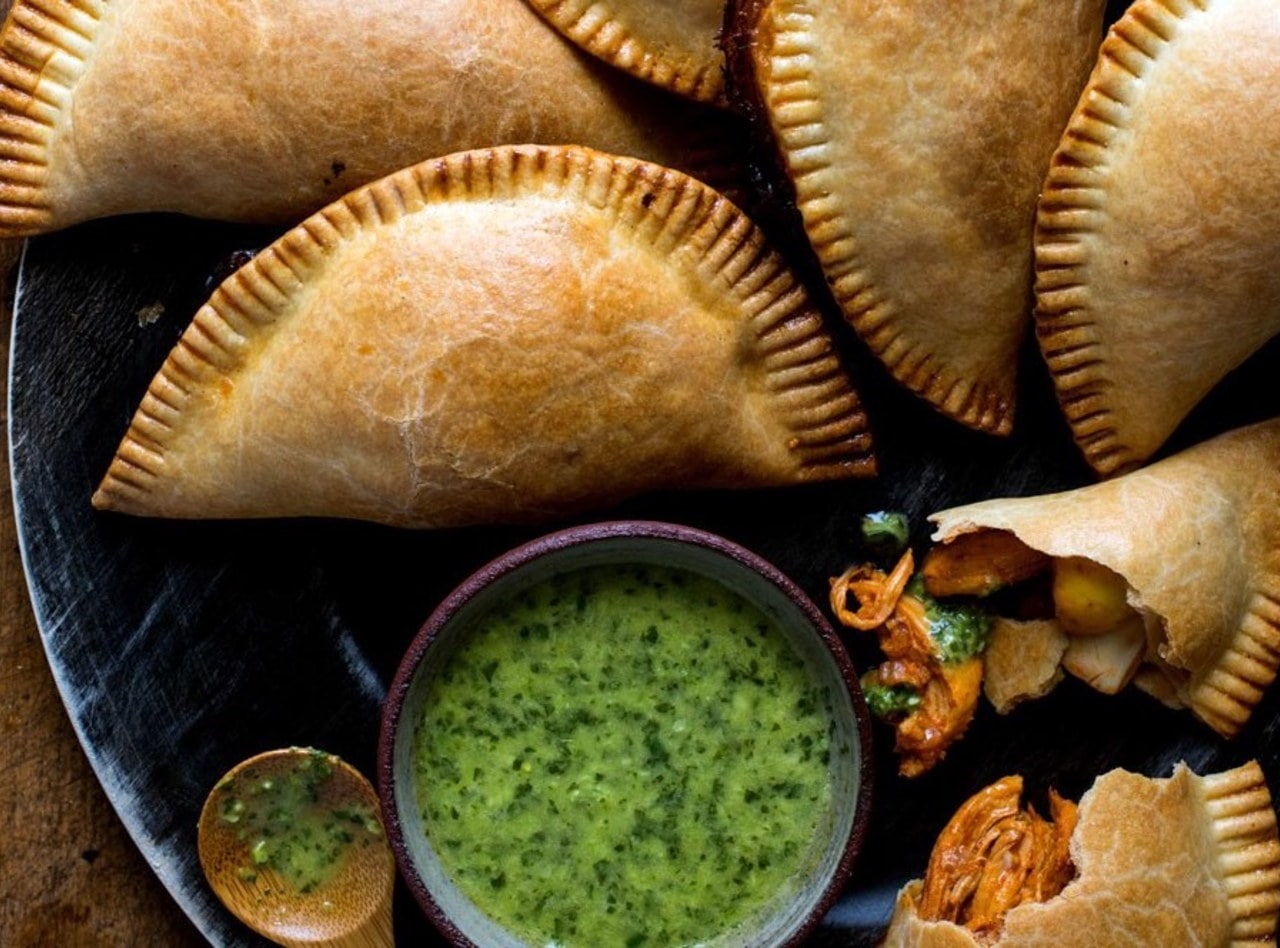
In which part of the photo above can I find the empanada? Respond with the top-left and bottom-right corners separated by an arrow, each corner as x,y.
1036,0 -> 1280,476
927,419 -> 1280,738
522,0 -> 727,104
884,761 -> 1280,947
0,0 -> 745,235
724,0 -> 1106,434
92,145 -> 875,529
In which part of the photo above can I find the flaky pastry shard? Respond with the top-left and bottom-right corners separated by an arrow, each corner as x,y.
92,145 -> 875,529
0,0 -> 745,235
522,0 -> 728,104
1036,0 -> 1280,476
725,0 -> 1106,434
982,618 -> 1068,716
929,420 -> 1280,738
884,761 -> 1280,947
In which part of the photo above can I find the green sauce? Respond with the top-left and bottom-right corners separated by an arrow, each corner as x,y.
860,676 -> 922,719
212,749 -> 383,894
859,510 -> 911,558
413,563 -> 837,947
905,576 -> 993,665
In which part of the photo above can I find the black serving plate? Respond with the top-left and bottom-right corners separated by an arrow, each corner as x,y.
12,207 -> 1280,946
10,6 -> 1280,931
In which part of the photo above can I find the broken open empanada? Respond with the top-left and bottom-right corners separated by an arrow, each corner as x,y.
725,0 -> 1106,434
928,419 -> 1280,738
1036,0 -> 1280,476
522,0 -> 728,104
884,761 -> 1280,947
92,145 -> 875,529
0,0 -> 745,234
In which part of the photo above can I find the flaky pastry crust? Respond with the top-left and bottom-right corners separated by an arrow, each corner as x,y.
982,618 -> 1068,716
93,145 -> 875,528
1036,0 -> 1280,476
729,0 -> 1105,434
0,0 -> 745,234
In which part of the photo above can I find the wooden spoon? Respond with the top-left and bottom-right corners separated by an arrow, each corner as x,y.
197,747 -> 395,948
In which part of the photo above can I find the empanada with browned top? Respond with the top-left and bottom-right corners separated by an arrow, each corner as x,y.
1037,0 -> 1280,476
522,0 -> 728,104
929,419 -> 1280,738
725,0 -> 1106,434
0,0 -> 745,234
92,146 -> 875,529
884,761 -> 1280,947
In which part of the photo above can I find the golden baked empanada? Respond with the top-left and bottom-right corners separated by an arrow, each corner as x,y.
92,145 -> 875,529
1036,0 -> 1280,476
0,0 -> 744,235
928,419 -> 1280,737
522,0 -> 727,104
884,761 -> 1280,947
725,0 -> 1106,434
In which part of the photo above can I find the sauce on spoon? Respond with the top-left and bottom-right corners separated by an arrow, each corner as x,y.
198,747 -> 394,948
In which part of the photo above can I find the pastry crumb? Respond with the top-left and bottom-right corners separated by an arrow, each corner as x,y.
136,301 -> 165,326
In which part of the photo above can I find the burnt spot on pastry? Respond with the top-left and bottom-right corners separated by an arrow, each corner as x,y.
322,159 -> 348,187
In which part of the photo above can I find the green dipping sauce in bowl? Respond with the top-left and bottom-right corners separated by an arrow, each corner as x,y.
380,522 -> 871,948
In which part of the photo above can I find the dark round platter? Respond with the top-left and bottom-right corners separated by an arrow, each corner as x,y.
9,4 -> 1280,939
11,207 -> 1280,946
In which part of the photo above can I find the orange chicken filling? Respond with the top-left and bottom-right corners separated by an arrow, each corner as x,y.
917,775 -> 1077,939
830,550 -> 983,777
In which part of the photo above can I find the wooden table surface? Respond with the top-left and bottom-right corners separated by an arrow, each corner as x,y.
1,243 -> 206,946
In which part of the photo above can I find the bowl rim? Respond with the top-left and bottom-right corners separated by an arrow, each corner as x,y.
377,518 -> 875,947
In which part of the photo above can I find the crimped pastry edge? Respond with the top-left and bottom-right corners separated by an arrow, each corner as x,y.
1188,585 -> 1280,739
1199,761 -> 1280,945
1034,0 -> 1206,477
0,0 -> 107,236
92,144 -> 877,517
744,0 -> 1016,436
522,0 -> 726,105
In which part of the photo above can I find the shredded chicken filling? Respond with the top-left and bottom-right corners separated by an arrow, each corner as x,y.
829,550 -> 982,777
916,775 -> 1077,939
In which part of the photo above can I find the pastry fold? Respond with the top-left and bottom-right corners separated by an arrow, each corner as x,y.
884,761 -> 1280,947
929,420 -> 1280,737
0,0 -> 744,234
92,145 -> 875,529
522,0 -> 728,104
1036,0 -> 1280,475
725,0 -> 1105,434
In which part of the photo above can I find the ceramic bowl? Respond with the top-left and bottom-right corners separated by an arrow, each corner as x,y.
378,520 -> 873,947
